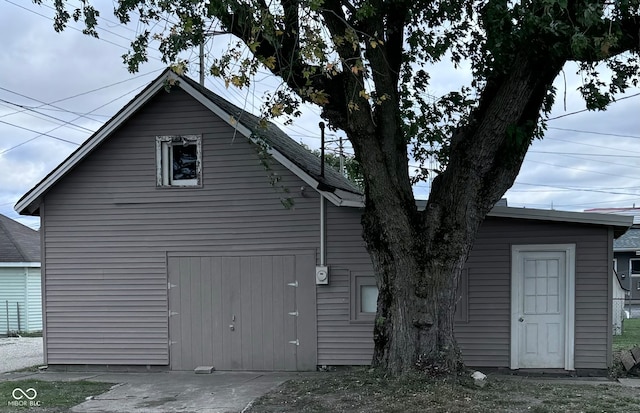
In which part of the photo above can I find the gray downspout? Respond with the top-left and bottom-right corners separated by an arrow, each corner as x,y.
319,122 -> 326,266
320,195 -> 326,266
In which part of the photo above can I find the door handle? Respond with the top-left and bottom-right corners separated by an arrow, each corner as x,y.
519,317 -> 525,322
229,324 -> 235,331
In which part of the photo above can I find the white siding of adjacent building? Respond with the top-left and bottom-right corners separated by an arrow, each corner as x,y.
0,266 -> 41,334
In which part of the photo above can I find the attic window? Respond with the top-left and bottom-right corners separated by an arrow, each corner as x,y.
156,135 -> 202,187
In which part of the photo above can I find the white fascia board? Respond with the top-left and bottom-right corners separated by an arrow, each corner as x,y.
614,248 -> 640,252
488,205 -> 633,229
333,188 -> 365,207
0,262 -> 41,268
15,73 -> 172,215
173,73 -> 255,138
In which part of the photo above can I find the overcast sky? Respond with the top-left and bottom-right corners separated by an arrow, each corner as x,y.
1,0 -> 639,230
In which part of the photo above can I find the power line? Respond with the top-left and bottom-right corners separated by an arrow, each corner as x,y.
525,159 -> 640,180
0,120 -> 80,149
0,71 -> 160,123
548,91 -> 640,121
531,151 -> 640,170
545,136 -> 640,155
0,99 -> 95,134
548,126 -> 640,140
529,150 -> 640,158
0,83 -> 148,156
4,0 -> 131,52
511,182 -> 640,196
37,69 -> 163,107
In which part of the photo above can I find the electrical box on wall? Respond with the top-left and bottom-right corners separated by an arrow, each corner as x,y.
315,266 -> 329,285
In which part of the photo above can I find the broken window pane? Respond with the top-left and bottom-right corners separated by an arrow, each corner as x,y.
172,144 -> 197,181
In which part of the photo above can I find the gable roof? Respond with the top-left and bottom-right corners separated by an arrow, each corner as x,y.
0,214 -> 40,263
15,68 -> 364,216
12,68 -> 636,237
178,75 -> 361,196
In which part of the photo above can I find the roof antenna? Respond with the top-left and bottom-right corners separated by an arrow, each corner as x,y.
319,122 -> 325,178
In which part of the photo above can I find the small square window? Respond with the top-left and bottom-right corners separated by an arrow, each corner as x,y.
156,135 -> 202,187
360,285 -> 378,313
631,259 -> 640,276
351,272 -> 377,322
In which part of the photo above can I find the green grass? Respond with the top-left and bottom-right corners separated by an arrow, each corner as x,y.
0,380 -> 112,412
613,318 -> 640,352
247,370 -> 640,413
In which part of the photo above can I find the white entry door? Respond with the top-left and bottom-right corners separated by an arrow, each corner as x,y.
511,245 -> 575,370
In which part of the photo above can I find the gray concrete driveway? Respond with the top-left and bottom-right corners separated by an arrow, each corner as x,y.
4,370 -> 317,413
0,337 -> 44,373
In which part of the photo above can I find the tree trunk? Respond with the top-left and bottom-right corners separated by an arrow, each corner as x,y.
357,53 -> 566,376
364,192 -> 471,376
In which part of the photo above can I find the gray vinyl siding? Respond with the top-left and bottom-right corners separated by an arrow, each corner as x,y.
41,88 -> 321,366
320,214 -> 612,370
460,218 -> 611,369
318,205 -> 374,365
38,85 -> 613,370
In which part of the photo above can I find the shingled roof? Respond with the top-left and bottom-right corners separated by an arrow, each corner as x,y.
15,68 -> 364,216
179,75 -> 361,195
614,228 -> 640,251
0,214 -> 40,262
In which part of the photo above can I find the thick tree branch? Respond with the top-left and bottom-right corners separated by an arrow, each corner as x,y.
207,0 -> 326,96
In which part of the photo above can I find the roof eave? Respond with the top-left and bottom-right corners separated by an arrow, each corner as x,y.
14,70 -> 363,214
15,69 -> 176,216
488,205 -> 633,235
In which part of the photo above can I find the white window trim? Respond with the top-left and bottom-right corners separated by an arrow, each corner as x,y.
156,135 -> 202,187
629,258 -> 640,277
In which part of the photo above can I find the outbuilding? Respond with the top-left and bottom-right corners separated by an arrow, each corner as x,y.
16,69 -> 631,372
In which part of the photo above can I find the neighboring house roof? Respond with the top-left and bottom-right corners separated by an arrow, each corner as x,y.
613,228 -> 640,251
15,68 -> 363,216
0,214 -> 40,263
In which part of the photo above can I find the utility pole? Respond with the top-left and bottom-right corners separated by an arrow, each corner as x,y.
339,136 -> 345,176
199,40 -> 205,86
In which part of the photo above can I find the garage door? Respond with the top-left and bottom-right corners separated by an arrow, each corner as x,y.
167,252 -> 316,371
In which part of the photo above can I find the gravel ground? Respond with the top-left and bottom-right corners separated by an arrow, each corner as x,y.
0,337 -> 44,373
